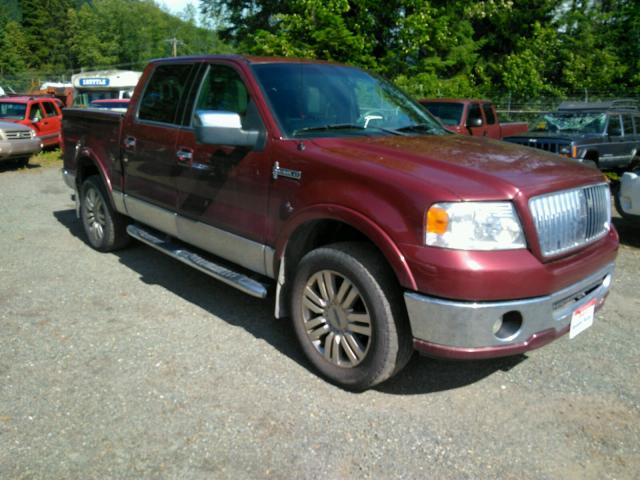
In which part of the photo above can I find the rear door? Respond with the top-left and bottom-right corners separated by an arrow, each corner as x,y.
122,62 -> 197,216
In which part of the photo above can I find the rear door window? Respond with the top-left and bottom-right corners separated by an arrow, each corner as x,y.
138,63 -> 194,124
42,101 -> 58,117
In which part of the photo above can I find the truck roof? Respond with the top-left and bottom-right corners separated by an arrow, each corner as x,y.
558,99 -> 638,112
148,54 -> 344,66
419,98 -> 492,104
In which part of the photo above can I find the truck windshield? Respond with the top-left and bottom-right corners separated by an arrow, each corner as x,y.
422,102 -> 464,126
252,63 -> 445,138
534,112 -> 607,134
0,102 -> 27,120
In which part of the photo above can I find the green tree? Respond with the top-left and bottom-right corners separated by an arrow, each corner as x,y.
0,20 -> 30,76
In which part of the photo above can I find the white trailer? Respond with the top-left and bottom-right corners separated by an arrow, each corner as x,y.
71,70 -> 142,106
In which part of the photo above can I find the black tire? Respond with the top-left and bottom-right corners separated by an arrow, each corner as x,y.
80,175 -> 130,251
290,242 -> 413,391
17,157 -> 29,168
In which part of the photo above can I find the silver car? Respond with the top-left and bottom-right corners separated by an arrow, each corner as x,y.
0,120 -> 42,167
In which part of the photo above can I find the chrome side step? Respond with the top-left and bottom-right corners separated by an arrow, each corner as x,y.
126,225 -> 269,299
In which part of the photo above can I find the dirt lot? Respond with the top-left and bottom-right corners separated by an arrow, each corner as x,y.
1,161 -> 639,479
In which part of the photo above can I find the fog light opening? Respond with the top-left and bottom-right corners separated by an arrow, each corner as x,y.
493,311 -> 523,341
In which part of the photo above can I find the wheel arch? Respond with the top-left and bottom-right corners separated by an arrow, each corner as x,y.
75,149 -> 116,209
273,206 -> 417,318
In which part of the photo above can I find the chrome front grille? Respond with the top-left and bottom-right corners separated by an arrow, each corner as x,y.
4,130 -> 32,140
529,183 -> 611,257
509,139 -> 569,154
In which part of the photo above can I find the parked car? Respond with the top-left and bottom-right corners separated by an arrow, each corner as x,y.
0,120 -> 42,166
0,96 -> 63,147
89,98 -> 130,112
504,100 -> 640,170
615,168 -> 640,222
61,55 -> 618,390
419,98 -> 529,139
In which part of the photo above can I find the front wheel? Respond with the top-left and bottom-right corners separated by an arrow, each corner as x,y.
290,243 -> 412,390
80,175 -> 129,251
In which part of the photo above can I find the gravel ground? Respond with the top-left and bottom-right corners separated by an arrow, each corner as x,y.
1,163 -> 639,479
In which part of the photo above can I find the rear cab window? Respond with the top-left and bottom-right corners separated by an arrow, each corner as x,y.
482,103 -> 496,125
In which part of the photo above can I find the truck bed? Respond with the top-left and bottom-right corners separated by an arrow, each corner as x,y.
61,108 -> 124,181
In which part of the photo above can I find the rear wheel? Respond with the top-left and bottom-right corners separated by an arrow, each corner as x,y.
80,175 -> 129,251
291,242 -> 412,390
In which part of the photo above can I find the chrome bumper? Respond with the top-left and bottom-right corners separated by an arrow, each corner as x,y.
405,262 -> 614,357
0,137 -> 42,159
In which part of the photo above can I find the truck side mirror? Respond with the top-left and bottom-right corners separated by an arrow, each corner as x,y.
466,117 -> 483,128
193,111 -> 260,148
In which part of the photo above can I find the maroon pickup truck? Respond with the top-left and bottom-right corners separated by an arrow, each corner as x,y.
61,55 -> 618,390
420,98 -> 529,139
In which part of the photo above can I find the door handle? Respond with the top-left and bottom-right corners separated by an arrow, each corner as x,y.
176,148 -> 193,164
124,136 -> 136,150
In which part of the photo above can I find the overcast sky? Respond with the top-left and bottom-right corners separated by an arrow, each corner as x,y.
159,0 -> 200,15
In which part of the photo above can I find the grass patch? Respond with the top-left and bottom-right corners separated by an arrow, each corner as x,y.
29,148 -> 63,169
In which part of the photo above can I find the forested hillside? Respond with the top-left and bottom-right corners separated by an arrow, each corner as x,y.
0,0 -> 638,104
200,0 -> 640,103
0,0 -> 228,90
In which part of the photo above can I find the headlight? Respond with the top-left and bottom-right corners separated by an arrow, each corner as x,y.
29,129 -> 36,138
425,202 -> 526,250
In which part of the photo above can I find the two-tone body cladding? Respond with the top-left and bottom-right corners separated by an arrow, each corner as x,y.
61,55 -> 618,390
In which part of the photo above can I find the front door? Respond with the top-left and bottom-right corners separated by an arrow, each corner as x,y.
174,62 -> 272,274
466,103 -> 487,136
40,100 -> 62,146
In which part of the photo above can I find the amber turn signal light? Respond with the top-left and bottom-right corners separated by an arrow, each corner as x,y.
426,207 -> 449,235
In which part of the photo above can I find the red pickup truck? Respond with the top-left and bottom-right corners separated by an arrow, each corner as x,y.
420,98 -> 529,139
61,55 -> 618,390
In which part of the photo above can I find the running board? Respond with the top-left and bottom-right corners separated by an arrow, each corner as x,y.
126,225 -> 269,299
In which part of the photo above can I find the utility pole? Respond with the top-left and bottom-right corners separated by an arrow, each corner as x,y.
164,37 -> 183,57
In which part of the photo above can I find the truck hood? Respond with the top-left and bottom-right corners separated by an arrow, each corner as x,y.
309,134 -> 604,199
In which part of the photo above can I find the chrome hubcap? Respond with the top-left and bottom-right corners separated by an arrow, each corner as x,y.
83,187 -> 106,244
301,270 -> 372,368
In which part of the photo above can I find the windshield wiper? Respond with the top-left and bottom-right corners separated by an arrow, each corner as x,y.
292,123 -> 402,137
394,123 -> 440,134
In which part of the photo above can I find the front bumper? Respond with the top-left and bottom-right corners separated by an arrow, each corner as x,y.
0,137 -> 42,160
405,262 -> 614,359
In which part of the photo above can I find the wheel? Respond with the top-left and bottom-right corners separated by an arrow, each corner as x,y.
290,242 -> 412,390
80,175 -> 129,251
17,157 -> 29,168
